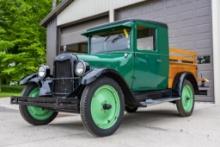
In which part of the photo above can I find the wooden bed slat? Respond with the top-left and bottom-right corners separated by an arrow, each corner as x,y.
169,48 -> 197,64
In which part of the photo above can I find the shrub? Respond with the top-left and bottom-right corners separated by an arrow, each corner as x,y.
1,85 -> 23,93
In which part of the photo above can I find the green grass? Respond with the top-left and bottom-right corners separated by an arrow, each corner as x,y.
0,85 -> 23,98
0,92 -> 21,98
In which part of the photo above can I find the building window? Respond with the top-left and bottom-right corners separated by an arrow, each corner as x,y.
137,26 -> 155,51
197,55 -> 211,64
60,42 -> 87,53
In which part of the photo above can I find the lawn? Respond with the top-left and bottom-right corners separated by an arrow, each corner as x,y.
0,85 -> 22,98
0,92 -> 21,98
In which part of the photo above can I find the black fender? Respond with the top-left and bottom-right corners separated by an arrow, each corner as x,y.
81,68 -> 105,85
19,73 -> 41,86
20,73 -> 52,96
81,68 -> 138,107
172,72 -> 199,96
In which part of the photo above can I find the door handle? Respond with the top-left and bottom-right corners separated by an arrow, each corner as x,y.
156,59 -> 162,63
124,53 -> 129,58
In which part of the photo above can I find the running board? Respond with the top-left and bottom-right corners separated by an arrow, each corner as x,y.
139,97 -> 180,107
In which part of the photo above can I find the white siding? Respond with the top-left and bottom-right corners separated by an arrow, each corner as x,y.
57,0 -> 145,25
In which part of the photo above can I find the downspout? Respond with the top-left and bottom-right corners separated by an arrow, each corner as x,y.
109,9 -> 115,22
109,1 -> 115,22
52,0 -> 57,10
211,0 -> 220,104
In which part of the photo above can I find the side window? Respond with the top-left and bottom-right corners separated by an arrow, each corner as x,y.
137,25 -> 155,51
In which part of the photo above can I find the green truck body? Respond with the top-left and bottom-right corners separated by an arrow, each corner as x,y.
11,19 -> 202,137
79,20 -> 169,91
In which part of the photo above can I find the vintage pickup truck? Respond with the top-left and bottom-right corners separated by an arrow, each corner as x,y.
11,19 -> 205,137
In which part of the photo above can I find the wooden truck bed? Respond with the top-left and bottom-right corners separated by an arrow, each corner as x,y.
168,48 -> 198,88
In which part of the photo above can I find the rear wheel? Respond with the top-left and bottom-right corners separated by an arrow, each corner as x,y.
176,80 -> 195,117
80,77 -> 125,137
19,84 -> 58,125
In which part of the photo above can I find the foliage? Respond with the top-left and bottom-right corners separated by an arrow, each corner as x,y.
0,0 -> 51,87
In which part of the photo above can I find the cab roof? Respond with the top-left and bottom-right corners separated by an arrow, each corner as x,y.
82,19 -> 168,36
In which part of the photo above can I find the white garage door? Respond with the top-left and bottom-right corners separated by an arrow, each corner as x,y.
60,17 -> 109,53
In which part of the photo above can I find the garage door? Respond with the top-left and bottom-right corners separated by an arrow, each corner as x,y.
60,17 -> 109,53
116,0 -> 214,102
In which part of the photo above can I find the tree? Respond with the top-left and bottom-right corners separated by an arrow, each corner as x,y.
0,0 -> 51,89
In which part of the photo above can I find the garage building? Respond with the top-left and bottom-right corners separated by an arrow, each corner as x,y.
41,0 -> 220,104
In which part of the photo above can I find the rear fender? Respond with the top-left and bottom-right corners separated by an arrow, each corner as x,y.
173,72 -> 199,96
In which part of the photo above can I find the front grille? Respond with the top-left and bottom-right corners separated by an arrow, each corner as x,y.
53,60 -> 74,97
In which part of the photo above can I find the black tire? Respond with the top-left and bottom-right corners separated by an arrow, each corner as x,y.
125,106 -> 138,113
176,80 -> 195,117
80,77 -> 125,137
19,84 -> 58,125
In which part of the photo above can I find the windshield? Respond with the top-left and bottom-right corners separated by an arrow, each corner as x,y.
90,28 -> 130,54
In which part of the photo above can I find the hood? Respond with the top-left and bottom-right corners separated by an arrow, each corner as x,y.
76,53 -> 132,70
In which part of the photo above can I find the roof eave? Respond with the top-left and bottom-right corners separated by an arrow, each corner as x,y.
40,0 -> 74,27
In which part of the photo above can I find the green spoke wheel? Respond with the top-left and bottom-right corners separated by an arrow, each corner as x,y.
176,80 -> 195,117
80,77 -> 124,137
181,85 -> 194,112
27,88 -> 54,121
19,84 -> 58,125
91,85 -> 120,129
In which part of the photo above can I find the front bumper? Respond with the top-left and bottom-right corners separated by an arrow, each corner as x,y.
11,96 -> 79,113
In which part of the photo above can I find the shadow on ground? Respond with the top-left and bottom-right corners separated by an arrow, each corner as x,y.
49,108 -> 181,133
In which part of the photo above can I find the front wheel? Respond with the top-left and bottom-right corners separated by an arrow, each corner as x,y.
19,84 -> 58,125
176,80 -> 195,117
80,77 -> 125,137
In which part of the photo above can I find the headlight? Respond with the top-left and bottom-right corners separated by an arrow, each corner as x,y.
38,65 -> 50,78
75,61 -> 87,76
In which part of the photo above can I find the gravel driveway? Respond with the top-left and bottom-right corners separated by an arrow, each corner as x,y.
0,98 -> 219,147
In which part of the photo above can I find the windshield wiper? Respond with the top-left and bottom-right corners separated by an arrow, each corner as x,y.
104,36 -> 110,41
112,34 -> 123,43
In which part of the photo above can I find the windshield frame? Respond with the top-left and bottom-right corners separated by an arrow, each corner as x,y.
88,27 -> 133,54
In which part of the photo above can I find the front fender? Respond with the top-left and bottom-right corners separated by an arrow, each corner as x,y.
81,68 -> 107,85
81,68 -> 138,107
20,73 -> 52,96
19,73 -> 41,86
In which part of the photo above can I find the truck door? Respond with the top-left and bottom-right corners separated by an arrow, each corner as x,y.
132,22 -> 169,91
